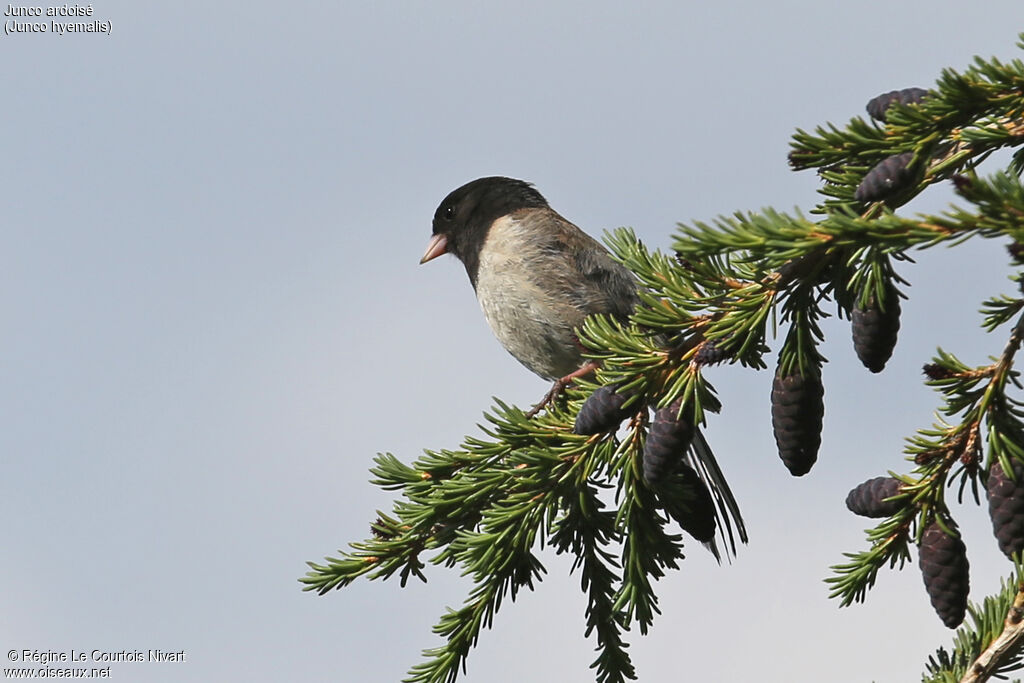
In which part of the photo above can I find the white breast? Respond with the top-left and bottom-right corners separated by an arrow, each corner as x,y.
474,215 -> 583,380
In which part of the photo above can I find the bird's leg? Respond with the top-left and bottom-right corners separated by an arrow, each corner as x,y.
525,360 -> 601,418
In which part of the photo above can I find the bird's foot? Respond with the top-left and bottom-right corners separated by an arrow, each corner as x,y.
525,361 -> 600,418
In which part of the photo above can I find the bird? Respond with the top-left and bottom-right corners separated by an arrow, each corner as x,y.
419,176 -> 747,558
420,176 -> 639,405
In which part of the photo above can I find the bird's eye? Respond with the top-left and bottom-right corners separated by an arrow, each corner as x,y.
443,205 -> 456,220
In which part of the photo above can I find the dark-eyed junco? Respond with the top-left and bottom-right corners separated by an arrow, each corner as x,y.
420,176 -> 639,409
420,176 -> 747,557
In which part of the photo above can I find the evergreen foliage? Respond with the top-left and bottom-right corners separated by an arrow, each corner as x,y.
303,35 -> 1024,682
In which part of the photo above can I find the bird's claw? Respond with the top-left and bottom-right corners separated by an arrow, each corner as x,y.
525,361 -> 601,418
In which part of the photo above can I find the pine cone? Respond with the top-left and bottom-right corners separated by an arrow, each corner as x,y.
851,283 -> 901,373
854,152 -> 916,203
865,87 -> 929,122
770,366 -> 824,476
923,363 -> 956,381
643,399 -> 695,484
573,385 -> 636,435
665,463 -> 717,543
918,520 -> 970,628
987,457 -> 1024,558
845,477 -> 904,518
1007,242 -> 1024,265
694,339 -> 732,366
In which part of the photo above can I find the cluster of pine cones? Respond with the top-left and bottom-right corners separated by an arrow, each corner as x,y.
845,464 -> 1024,629
770,280 -> 901,477
855,88 -> 930,203
841,87 -> 1024,629
573,85 -> 1022,629
573,386 -> 717,547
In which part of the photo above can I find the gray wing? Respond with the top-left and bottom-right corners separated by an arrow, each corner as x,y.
516,208 -> 639,322
570,236 -> 640,322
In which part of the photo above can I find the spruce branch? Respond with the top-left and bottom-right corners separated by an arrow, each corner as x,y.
828,303 -> 1024,613
961,581 -> 1024,683
789,53 -> 1024,199
552,480 -> 634,683
923,571 -> 1024,683
304,34 -> 1024,682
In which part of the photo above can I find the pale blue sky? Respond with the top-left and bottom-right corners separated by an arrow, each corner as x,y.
3,3 -> 1024,681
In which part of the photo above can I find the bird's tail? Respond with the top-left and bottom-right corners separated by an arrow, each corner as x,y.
687,430 -> 748,562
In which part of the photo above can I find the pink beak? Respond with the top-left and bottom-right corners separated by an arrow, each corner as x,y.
419,234 -> 449,264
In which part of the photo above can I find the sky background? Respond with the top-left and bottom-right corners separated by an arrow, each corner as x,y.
3,2 -> 1024,682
